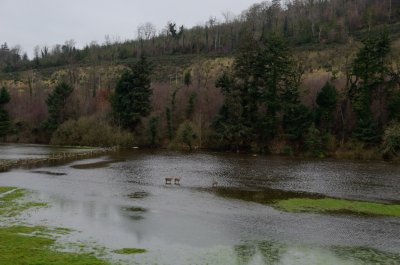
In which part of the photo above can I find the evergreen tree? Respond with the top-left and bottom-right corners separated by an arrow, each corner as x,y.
316,82 -> 338,132
148,116 -> 159,147
0,87 -> 11,105
350,31 -> 390,144
111,55 -> 152,130
255,35 -> 294,151
44,82 -> 73,133
0,87 -> 11,140
212,72 -> 252,151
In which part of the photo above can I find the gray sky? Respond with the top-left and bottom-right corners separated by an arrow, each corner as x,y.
0,0 -> 262,57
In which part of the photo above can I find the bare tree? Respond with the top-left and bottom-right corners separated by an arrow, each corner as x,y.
137,22 -> 156,40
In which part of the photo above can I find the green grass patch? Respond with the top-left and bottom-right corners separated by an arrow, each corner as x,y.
0,187 -> 16,194
275,198 -> 400,217
0,187 -> 48,217
0,186 -> 111,265
113,248 -> 147,255
0,226 -> 110,265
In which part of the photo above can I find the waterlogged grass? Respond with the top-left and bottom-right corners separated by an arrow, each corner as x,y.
113,248 -> 147,255
0,186 -> 112,265
0,226 -> 110,265
276,198 -> 400,217
0,188 -> 48,217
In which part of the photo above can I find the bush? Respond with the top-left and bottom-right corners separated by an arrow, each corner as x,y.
381,122 -> 400,159
282,145 -> 294,156
304,124 -> 325,157
50,116 -> 134,147
171,121 -> 199,150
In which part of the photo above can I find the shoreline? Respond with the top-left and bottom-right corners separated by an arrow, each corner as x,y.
0,147 -> 118,173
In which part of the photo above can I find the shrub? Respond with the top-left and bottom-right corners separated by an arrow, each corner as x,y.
381,122 -> 400,159
171,121 -> 199,150
50,116 -> 134,147
304,123 -> 325,157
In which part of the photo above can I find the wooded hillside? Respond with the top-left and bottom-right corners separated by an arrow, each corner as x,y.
1,0 -> 400,159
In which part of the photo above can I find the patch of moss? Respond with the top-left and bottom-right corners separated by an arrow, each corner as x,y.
113,248 -> 147,255
275,198 -> 400,217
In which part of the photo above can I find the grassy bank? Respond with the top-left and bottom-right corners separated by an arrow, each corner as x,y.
215,187 -> 400,218
275,198 -> 400,217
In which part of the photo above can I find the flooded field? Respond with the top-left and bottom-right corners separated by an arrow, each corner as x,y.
0,143 -> 91,160
0,148 -> 399,264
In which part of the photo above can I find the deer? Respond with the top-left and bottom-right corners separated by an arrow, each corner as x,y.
174,177 -> 181,185
165,177 -> 173,185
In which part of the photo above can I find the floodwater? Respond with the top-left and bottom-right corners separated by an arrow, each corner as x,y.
0,148 -> 399,264
0,143 -> 90,160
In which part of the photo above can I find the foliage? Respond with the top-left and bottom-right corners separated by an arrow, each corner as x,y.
212,72 -> 252,151
350,30 -> 390,144
111,55 -> 152,130
186,92 -> 197,119
166,107 -> 173,141
0,110 -> 10,139
184,70 -> 192,87
50,116 -> 134,147
212,35 -> 307,152
281,145 -> 294,157
381,122 -> 400,159
305,124 -> 325,157
283,104 -> 313,141
316,82 -> 338,132
147,116 -> 159,147
0,87 -> 11,139
174,121 -> 199,150
44,81 -> 73,133
0,86 -> 11,105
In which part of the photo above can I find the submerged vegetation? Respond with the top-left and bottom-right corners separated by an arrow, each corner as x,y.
215,187 -> 400,218
0,187 -> 111,265
113,248 -> 147,255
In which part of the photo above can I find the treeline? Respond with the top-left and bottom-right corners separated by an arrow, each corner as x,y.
1,0 -> 399,73
209,30 -> 400,158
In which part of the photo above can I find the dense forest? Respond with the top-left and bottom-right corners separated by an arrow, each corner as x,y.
1,0 -> 400,159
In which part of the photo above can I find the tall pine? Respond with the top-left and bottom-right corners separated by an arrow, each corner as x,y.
44,82 -> 73,133
350,30 -> 390,144
0,87 -> 11,140
111,55 -> 152,130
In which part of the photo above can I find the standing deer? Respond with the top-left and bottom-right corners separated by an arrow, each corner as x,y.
165,177 -> 173,185
174,177 -> 181,185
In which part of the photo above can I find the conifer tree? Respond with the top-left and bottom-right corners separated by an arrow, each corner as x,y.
44,82 -> 73,133
111,55 -> 152,130
350,31 -> 390,143
316,82 -> 338,133
0,87 -> 11,139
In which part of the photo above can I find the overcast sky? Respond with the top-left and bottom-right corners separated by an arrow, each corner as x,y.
0,0 -> 262,57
